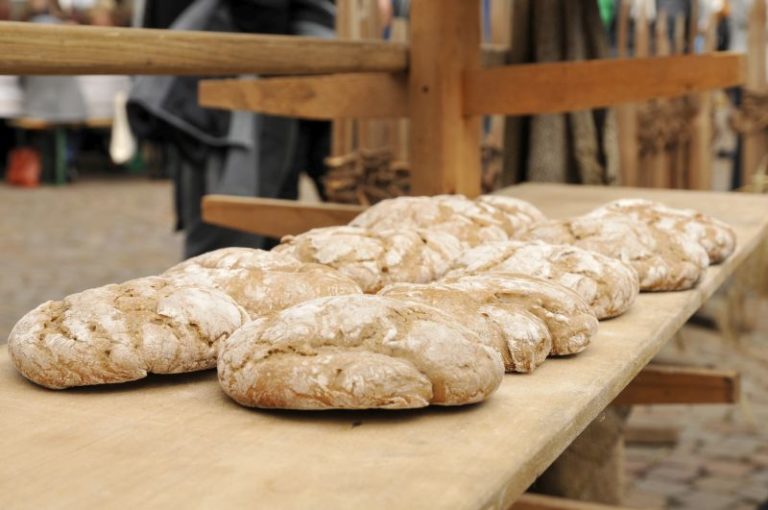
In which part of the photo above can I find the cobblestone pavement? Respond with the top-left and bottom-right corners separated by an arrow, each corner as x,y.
0,177 -> 182,342
624,312 -> 768,509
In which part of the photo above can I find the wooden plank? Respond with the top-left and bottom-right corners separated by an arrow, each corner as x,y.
2,184 -> 767,510
511,493 -> 637,510
742,0 -> 768,188
624,425 -> 680,446
613,364 -> 740,406
615,1 -> 638,187
0,21 -> 407,75
687,14 -> 717,190
201,195 -> 364,238
199,74 -> 408,119
464,53 -> 746,116
409,0 -> 482,196
650,12 -> 672,189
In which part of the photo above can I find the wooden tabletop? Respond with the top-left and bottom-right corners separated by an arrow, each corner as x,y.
2,184 -> 767,510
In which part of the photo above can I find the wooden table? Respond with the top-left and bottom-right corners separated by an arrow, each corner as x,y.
2,184 -> 767,510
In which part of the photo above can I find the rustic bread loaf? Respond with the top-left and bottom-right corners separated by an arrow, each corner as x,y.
379,282 -> 551,373
475,195 -> 547,235
522,214 -> 709,291
272,226 -> 462,293
164,247 -> 362,318
217,294 -> 505,409
447,241 -> 639,319
588,199 -> 736,264
440,273 -> 598,355
348,194 -> 545,246
8,276 -> 249,389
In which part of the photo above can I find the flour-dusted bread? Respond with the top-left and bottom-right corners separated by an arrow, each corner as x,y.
164,247 -> 362,318
379,282 -> 551,373
588,199 -> 736,264
217,295 -> 504,410
522,214 -> 709,291
447,241 -> 639,319
273,226 -> 462,293
348,194 -> 545,246
440,273 -> 598,355
8,276 -> 249,389
475,195 -> 547,235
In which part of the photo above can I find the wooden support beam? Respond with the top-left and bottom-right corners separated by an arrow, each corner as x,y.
510,493 -> 637,510
201,195 -> 364,238
624,425 -> 680,446
613,364 -> 740,406
409,0 -> 482,197
742,0 -> 768,188
0,21 -> 407,75
199,74 -> 409,119
464,53 -> 746,116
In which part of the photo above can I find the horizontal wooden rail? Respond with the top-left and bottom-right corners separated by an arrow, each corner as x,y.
0,21 -> 407,75
613,364 -> 740,406
202,195 -> 364,238
465,52 -> 746,115
200,73 -> 409,118
200,53 -> 745,119
510,493 -> 636,510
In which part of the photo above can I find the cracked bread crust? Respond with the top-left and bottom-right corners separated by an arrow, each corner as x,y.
348,195 -> 545,247
521,214 -> 709,291
8,276 -> 249,389
378,282 -> 551,373
273,226 -> 462,293
440,273 -> 598,356
164,248 -> 362,318
588,199 -> 736,264
447,241 -> 639,319
217,295 -> 504,409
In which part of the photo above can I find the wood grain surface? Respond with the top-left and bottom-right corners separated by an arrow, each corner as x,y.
2,184 -> 767,510
0,21 -> 407,75
465,53 -> 745,115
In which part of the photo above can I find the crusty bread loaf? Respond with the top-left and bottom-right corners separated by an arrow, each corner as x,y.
447,241 -> 639,319
8,276 -> 249,389
379,282 -> 551,373
217,295 -> 504,409
164,247 -> 362,318
348,194 -> 545,247
440,273 -> 598,355
272,226 -> 462,293
522,214 -> 709,291
475,195 -> 547,235
588,199 -> 736,264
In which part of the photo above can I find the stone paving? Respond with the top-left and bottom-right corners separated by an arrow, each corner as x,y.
0,177 -> 182,341
624,312 -> 768,509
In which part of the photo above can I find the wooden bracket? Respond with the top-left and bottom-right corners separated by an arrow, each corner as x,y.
510,493 -> 638,510
613,364 -> 740,406
201,195 -> 364,238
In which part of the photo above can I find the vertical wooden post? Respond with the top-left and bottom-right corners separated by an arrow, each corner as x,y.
635,2 -> 651,188
409,0 -> 482,197
615,1 -> 638,187
742,0 -> 768,188
332,0 -> 354,156
652,12 -> 671,188
688,12 -> 716,190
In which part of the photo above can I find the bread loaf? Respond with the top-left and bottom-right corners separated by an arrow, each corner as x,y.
440,273 -> 598,355
9,276 -> 249,389
349,194 -> 545,247
588,199 -> 736,264
522,214 -> 709,291
273,226 -> 461,293
447,241 -> 639,319
379,282 -> 551,373
217,295 -> 504,409
165,247 -> 362,318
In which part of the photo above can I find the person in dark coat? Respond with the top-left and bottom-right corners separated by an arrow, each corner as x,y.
129,0 -> 334,258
